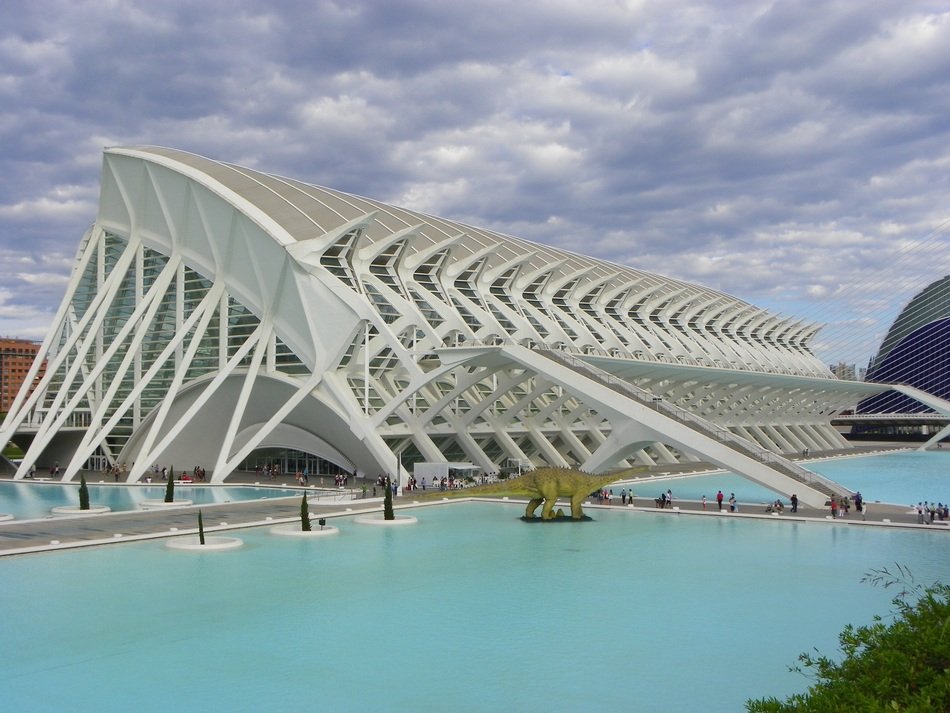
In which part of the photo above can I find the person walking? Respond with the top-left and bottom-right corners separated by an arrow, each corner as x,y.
790,493 -> 798,513
716,490 -> 724,511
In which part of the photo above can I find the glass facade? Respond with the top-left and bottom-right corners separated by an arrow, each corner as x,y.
236,447 -> 350,477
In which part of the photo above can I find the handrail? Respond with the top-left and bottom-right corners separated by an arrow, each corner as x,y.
447,338 -> 832,378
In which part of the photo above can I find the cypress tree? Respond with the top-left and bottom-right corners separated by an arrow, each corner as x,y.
198,509 -> 205,545
383,477 -> 395,520
300,493 -> 311,531
164,467 -> 175,503
78,474 -> 90,510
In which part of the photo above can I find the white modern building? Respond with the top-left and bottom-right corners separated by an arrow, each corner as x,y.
1,147 -> 935,506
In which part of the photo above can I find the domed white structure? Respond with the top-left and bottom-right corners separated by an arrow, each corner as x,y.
2,147 -> 936,506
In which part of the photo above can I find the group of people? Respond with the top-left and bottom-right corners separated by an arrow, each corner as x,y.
595,487 -> 746,512
829,492 -> 868,520
712,490 -> 738,512
255,463 -> 282,480
141,465 -> 206,483
386,474 -> 424,492
371,475 -> 398,497
915,501 -> 948,524
596,488 -> 635,505
370,473 -> 466,496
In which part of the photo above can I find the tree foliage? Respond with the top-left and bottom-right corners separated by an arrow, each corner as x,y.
383,478 -> 394,520
78,474 -> 90,510
164,468 -> 175,503
300,493 -> 311,531
747,565 -> 950,712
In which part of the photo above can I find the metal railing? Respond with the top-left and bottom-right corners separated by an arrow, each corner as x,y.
305,488 -> 365,503
833,413 -> 946,422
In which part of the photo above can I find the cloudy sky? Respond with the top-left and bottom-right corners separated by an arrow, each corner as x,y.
1,0 -> 947,367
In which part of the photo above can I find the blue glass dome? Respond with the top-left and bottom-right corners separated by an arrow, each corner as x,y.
858,316 -> 950,413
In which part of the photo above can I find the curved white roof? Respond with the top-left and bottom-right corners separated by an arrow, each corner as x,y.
2,145 -> 886,506
112,146 -> 823,377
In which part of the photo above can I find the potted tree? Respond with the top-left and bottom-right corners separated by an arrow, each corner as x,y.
78,474 -> 90,511
300,493 -> 311,532
164,467 -> 175,503
383,477 -> 395,521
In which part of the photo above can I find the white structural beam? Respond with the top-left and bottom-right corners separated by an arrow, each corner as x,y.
14,232 -> 144,478
127,323 -> 267,482
438,344 -> 834,507
211,321 -> 273,479
889,384 -> 950,450
212,371 -> 323,481
0,225 -> 101,440
11,146 -> 930,493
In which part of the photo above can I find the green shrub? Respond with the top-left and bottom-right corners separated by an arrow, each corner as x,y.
164,468 -> 174,503
383,479 -> 394,520
747,565 -> 950,712
301,493 -> 311,531
3,443 -> 24,458
78,474 -> 90,510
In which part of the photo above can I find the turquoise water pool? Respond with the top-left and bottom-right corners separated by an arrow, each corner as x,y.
808,450 -> 949,506
0,481 -> 301,519
620,450 -> 950,508
1,501 -> 948,712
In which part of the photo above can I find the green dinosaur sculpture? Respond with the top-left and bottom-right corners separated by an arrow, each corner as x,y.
424,466 -> 646,520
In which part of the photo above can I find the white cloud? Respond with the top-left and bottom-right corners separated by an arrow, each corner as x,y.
17,271 -> 70,287
0,193 -> 94,221
0,0 -> 946,365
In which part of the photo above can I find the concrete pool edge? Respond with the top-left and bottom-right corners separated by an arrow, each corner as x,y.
51,505 -> 112,516
0,501 -> 394,556
1,495 -> 948,559
269,523 -> 340,537
0,491 -> 304,527
165,535 -> 245,551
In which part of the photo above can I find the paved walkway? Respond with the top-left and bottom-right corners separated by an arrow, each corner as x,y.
0,490 -> 377,556
1,483 -> 946,558
1,442 -> 945,556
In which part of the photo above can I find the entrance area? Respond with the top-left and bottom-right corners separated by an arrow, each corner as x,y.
237,447 -> 350,478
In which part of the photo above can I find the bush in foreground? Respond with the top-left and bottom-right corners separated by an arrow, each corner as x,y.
747,565 -> 950,712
